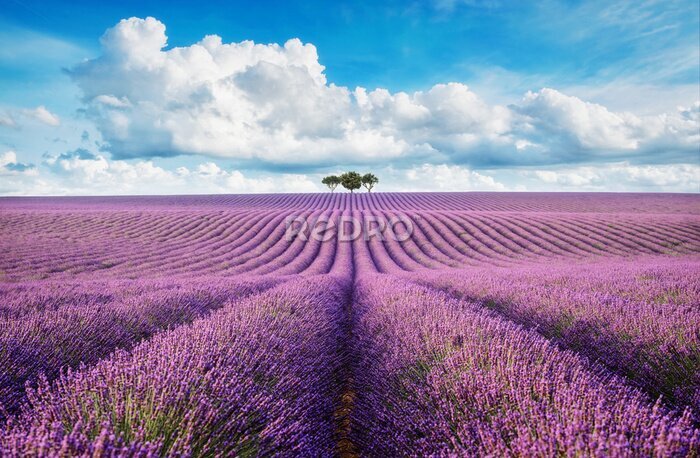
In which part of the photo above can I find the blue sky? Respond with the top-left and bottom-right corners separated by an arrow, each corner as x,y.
0,0 -> 698,194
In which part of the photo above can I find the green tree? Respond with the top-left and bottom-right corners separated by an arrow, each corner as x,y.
340,171 -> 362,193
361,173 -> 379,192
321,175 -> 341,192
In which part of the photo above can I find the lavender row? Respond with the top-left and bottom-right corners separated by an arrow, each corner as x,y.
2,208 -> 697,282
1,274 -> 350,456
0,277 -> 240,319
409,256 -> 700,410
350,273 -> 699,455
0,276 -> 281,419
2,192 -> 698,213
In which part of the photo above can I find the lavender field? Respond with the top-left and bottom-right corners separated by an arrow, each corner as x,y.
0,192 -> 699,456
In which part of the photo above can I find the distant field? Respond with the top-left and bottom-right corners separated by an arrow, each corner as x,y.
1,193 -> 699,456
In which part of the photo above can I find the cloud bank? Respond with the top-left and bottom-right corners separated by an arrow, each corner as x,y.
2,147 -> 696,196
0,149 -> 318,196
1,16 -> 697,195
68,17 -> 698,170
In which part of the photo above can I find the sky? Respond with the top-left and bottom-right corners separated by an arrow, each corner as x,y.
0,0 -> 698,195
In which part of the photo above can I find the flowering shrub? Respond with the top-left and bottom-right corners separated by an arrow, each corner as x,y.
0,193 -> 698,456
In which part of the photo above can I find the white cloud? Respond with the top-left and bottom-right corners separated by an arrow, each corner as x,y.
71,17 -> 363,164
518,88 -> 646,150
93,95 -> 131,108
0,151 -> 35,172
391,163 -> 507,191
0,151 -> 20,169
2,148 -> 697,195
524,162 -> 700,192
514,88 -> 699,166
0,113 -> 15,127
68,17 -> 698,170
354,83 -> 512,159
0,152 -> 37,196
21,106 -> 61,126
0,150 -> 317,196
0,106 -> 61,129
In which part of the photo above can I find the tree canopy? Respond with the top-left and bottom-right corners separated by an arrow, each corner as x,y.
321,175 -> 341,192
340,171 -> 362,193
361,173 -> 379,192
322,171 -> 378,193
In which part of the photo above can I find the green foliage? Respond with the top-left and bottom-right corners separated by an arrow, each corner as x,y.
340,171 -> 363,193
321,175 -> 341,192
323,172 -> 379,192
361,173 -> 379,192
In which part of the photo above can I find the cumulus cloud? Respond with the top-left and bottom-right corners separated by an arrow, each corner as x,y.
0,151 -> 39,195
72,16 -> 515,166
399,163 -> 506,191
68,17 -> 698,171
0,149 -> 318,196
0,151 -> 36,174
517,88 -> 646,150
523,163 -> 700,192
2,147 -> 697,195
515,89 -> 699,163
70,17 -> 363,164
